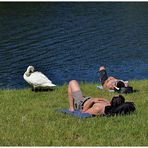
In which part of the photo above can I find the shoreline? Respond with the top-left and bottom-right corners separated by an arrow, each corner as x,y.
0,79 -> 148,90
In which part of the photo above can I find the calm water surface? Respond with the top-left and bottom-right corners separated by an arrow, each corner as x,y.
0,2 -> 148,89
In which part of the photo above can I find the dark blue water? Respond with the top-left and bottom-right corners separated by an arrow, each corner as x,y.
0,2 -> 148,89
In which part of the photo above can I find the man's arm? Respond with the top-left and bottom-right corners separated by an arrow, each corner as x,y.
82,99 -> 94,112
82,98 -> 106,112
82,103 -> 102,115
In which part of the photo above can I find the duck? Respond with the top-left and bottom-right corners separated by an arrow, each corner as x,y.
23,66 -> 56,91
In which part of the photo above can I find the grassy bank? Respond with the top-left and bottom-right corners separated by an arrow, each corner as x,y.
0,80 -> 148,146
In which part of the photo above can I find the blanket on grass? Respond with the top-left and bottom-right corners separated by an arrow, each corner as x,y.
57,109 -> 95,118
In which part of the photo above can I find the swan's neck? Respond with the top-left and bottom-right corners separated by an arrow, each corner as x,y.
25,71 -> 31,77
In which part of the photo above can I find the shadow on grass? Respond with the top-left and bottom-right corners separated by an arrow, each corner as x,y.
32,88 -> 56,92
133,89 -> 140,93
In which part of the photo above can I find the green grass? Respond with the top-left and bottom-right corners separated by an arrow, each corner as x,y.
0,80 -> 148,146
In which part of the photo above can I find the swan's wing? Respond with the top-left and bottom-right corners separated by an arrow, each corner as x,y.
28,72 -> 52,85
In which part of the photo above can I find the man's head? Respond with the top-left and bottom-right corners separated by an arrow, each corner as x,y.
117,81 -> 125,88
114,81 -> 125,91
111,95 -> 125,107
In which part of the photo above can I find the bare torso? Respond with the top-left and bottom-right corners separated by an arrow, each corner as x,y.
82,98 -> 111,115
92,100 -> 111,115
103,76 -> 118,90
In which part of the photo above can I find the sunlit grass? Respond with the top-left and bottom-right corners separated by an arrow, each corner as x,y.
0,80 -> 147,146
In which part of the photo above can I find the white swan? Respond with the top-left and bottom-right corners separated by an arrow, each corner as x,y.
23,66 -> 56,90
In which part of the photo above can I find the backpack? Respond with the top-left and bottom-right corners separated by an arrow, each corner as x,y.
114,86 -> 133,94
105,102 -> 136,116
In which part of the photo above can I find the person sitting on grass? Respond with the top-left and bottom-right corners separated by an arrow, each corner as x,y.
98,66 -> 128,91
68,80 -> 135,116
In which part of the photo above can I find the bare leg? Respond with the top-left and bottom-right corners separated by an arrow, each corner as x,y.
98,66 -> 108,85
68,80 -> 82,111
99,66 -> 106,72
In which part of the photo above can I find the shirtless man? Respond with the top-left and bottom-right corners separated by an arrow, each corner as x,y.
68,80 -> 111,115
98,66 -> 128,90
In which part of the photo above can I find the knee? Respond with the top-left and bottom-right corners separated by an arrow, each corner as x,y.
69,80 -> 78,86
68,80 -> 80,92
68,80 -> 80,91
99,66 -> 105,71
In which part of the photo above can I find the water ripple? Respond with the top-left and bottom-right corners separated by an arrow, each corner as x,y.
0,2 -> 148,88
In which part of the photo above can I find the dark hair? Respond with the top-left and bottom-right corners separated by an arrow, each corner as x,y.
116,81 -> 125,88
111,95 -> 125,107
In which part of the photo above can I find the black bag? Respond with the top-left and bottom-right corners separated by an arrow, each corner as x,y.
112,102 -> 136,115
115,86 -> 133,94
110,95 -> 125,107
105,102 -> 136,116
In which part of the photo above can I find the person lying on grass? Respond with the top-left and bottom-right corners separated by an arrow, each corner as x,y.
98,66 -> 128,91
68,80 -> 135,116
